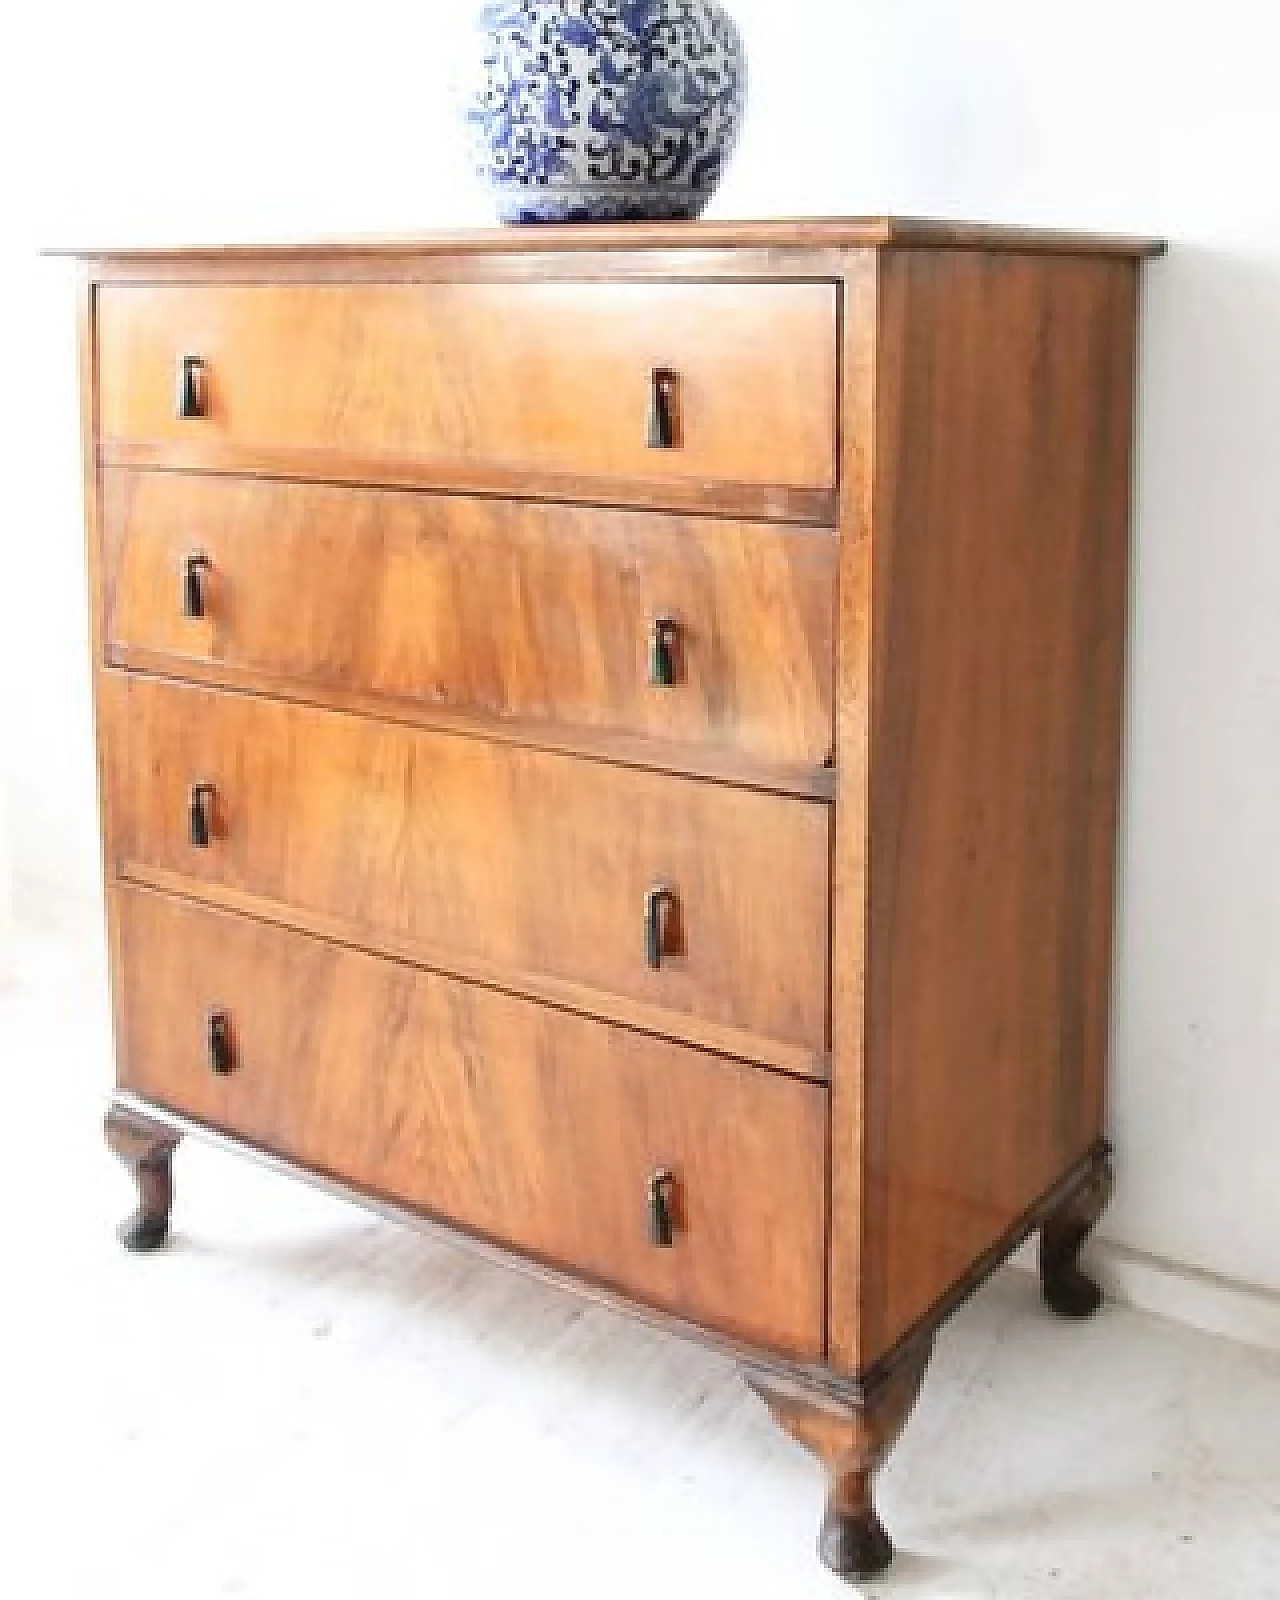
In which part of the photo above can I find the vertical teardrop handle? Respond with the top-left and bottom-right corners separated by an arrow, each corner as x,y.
648,618 -> 679,687
207,1009 -> 235,1075
647,367 -> 678,450
646,1169 -> 676,1248
644,884 -> 677,970
187,782 -> 215,849
176,355 -> 207,419
182,553 -> 210,619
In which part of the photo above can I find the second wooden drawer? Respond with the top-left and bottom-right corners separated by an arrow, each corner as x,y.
103,470 -> 837,773
103,674 -> 831,1070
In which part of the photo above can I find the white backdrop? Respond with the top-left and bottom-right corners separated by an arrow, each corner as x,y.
4,0 -> 1279,1302
0,770 -> 11,975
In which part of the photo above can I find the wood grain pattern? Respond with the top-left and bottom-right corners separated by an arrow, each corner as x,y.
102,470 -> 838,770
102,672 -> 831,1061
858,249 -> 1141,1364
96,281 -> 839,518
116,884 -> 829,1360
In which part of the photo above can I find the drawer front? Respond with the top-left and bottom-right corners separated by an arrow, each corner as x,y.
95,282 -> 838,516
117,886 -> 828,1359
104,674 -> 830,1065
103,471 -> 838,771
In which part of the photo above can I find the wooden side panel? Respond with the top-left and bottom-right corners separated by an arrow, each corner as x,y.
860,250 -> 1140,1362
96,281 -> 839,519
117,886 -> 828,1359
102,470 -> 837,771
102,673 -> 831,1067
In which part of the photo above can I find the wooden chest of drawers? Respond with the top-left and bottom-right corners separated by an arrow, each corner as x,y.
75,218 -> 1161,1580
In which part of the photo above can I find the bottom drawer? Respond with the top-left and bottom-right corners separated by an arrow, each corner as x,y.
115,886 -> 828,1360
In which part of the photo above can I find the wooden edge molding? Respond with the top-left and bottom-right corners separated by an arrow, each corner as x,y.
46,216 -> 1167,262
826,249 -> 879,1374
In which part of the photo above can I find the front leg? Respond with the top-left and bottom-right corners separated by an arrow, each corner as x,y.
745,1331 -> 934,1581
105,1102 -> 181,1252
1039,1146 -> 1114,1318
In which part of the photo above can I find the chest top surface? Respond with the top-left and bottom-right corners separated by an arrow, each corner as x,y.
57,215 -> 1165,267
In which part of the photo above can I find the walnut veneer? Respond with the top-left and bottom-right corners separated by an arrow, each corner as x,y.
74,217 -> 1162,1580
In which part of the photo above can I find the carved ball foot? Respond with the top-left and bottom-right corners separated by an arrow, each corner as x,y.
105,1102 -> 181,1253
819,1496 -> 893,1581
1039,1149 -> 1113,1320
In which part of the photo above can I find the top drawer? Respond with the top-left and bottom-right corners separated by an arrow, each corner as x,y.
95,282 -> 839,521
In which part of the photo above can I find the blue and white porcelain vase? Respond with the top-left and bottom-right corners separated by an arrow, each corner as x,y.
465,0 -> 747,223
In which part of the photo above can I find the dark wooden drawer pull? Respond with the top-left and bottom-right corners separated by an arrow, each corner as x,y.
206,1008 -> 235,1075
646,1168 -> 676,1248
644,884 -> 676,970
187,782 -> 216,849
175,355 -> 207,420
646,367 -> 678,450
181,552 -> 210,619
647,617 -> 679,688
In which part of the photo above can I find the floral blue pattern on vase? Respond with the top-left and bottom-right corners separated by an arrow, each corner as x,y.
466,0 -> 747,223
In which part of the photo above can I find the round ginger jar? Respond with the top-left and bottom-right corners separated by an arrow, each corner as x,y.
465,0 -> 747,223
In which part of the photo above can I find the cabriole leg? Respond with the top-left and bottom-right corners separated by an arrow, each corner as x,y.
105,1102 -> 181,1252
745,1332 -> 934,1582
1039,1148 -> 1113,1318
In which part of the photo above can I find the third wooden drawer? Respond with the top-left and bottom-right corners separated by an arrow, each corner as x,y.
102,673 -> 831,1073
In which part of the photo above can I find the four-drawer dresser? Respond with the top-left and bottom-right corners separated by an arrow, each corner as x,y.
73,218 -> 1162,1580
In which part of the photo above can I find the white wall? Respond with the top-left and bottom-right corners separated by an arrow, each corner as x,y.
0,769 -> 12,976
6,0 -> 1279,1300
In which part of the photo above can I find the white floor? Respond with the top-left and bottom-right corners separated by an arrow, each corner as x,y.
3,895 -> 1278,1600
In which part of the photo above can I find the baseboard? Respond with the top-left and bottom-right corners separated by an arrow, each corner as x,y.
1011,1237 -> 1280,1353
